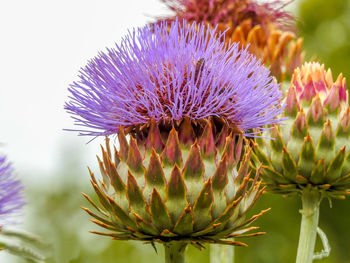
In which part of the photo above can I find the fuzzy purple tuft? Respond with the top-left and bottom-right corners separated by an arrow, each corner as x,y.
65,20 -> 283,136
0,156 -> 24,225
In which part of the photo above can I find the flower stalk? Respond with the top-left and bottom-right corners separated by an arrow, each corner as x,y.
210,245 -> 234,263
164,242 -> 187,263
296,188 -> 321,263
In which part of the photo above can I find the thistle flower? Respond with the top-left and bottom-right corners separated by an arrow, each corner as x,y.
253,62 -> 349,198
65,21 -> 283,137
66,21 -> 283,260
0,156 -> 24,226
157,0 -> 304,80
252,62 -> 348,263
159,0 -> 293,29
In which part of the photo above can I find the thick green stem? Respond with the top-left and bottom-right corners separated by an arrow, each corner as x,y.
164,242 -> 187,263
296,188 -> 321,263
210,245 -> 234,263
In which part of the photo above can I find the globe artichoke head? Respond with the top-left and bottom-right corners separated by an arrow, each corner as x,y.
65,21 -> 283,248
84,119 -> 268,248
253,62 -> 350,199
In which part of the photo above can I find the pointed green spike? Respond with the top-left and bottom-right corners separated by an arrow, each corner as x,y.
310,159 -> 326,184
182,143 -> 205,204
118,128 -> 129,161
134,213 -> 160,236
288,110 -> 308,161
341,151 -> 350,177
306,96 -> 325,145
82,192 -> 106,215
333,173 -> 350,186
91,181 -> 112,212
261,165 -> 290,184
254,144 -> 273,168
161,128 -> 183,168
212,154 -> 229,192
220,134 -> 235,169
285,85 -> 300,117
101,143 -> 111,170
307,96 -> 325,127
160,229 -> 177,237
114,145 -> 121,166
145,120 -> 164,153
325,147 -> 346,182
282,147 -> 298,181
127,172 -> 149,220
126,137 -> 145,176
193,179 -> 214,231
81,206 -> 115,228
316,120 -> 335,165
173,205 -> 194,235
109,163 -> 126,194
144,149 -> 166,200
298,134 -> 316,178
90,219 -> 123,232
108,162 -> 128,210
212,197 -> 242,228
270,126 -> 284,173
166,165 -> 188,223
237,146 -> 251,182
216,125 -> 229,153
182,143 -> 205,180
234,135 -> 243,163
107,196 -> 137,229
335,107 -> 350,152
178,118 -> 195,147
97,155 -> 109,186
211,154 -> 229,218
198,121 -> 216,160
150,189 -> 172,230
101,145 -> 113,182
221,209 -> 270,236
270,126 -> 284,153
191,222 -> 222,237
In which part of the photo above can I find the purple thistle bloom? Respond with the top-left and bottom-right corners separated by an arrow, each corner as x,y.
0,156 -> 24,225
65,20 -> 283,137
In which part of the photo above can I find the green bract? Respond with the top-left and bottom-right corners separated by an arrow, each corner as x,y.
252,62 -> 350,199
84,119 -> 267,248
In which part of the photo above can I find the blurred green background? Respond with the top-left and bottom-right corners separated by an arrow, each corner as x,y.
4,0 -> 350,262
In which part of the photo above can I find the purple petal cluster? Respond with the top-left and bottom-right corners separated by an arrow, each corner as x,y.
65,20 -> 283,136
0,156 -> 24,225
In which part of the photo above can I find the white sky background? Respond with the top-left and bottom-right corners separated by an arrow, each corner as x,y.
0,0 -> 171,178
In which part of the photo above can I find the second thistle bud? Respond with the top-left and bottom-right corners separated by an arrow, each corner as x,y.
253,62 -> 350,198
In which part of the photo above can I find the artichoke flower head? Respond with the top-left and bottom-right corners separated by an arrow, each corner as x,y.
65,20 -> 283,248
253,62 -> 350,199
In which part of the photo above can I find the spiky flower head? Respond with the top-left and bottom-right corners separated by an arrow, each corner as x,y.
253,62 -> 350,199
66,21 -> 282,248
156,0 -> 303,80
65,20 -> 283,137
159,0 -> 293,29
0,156 -> 24,226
